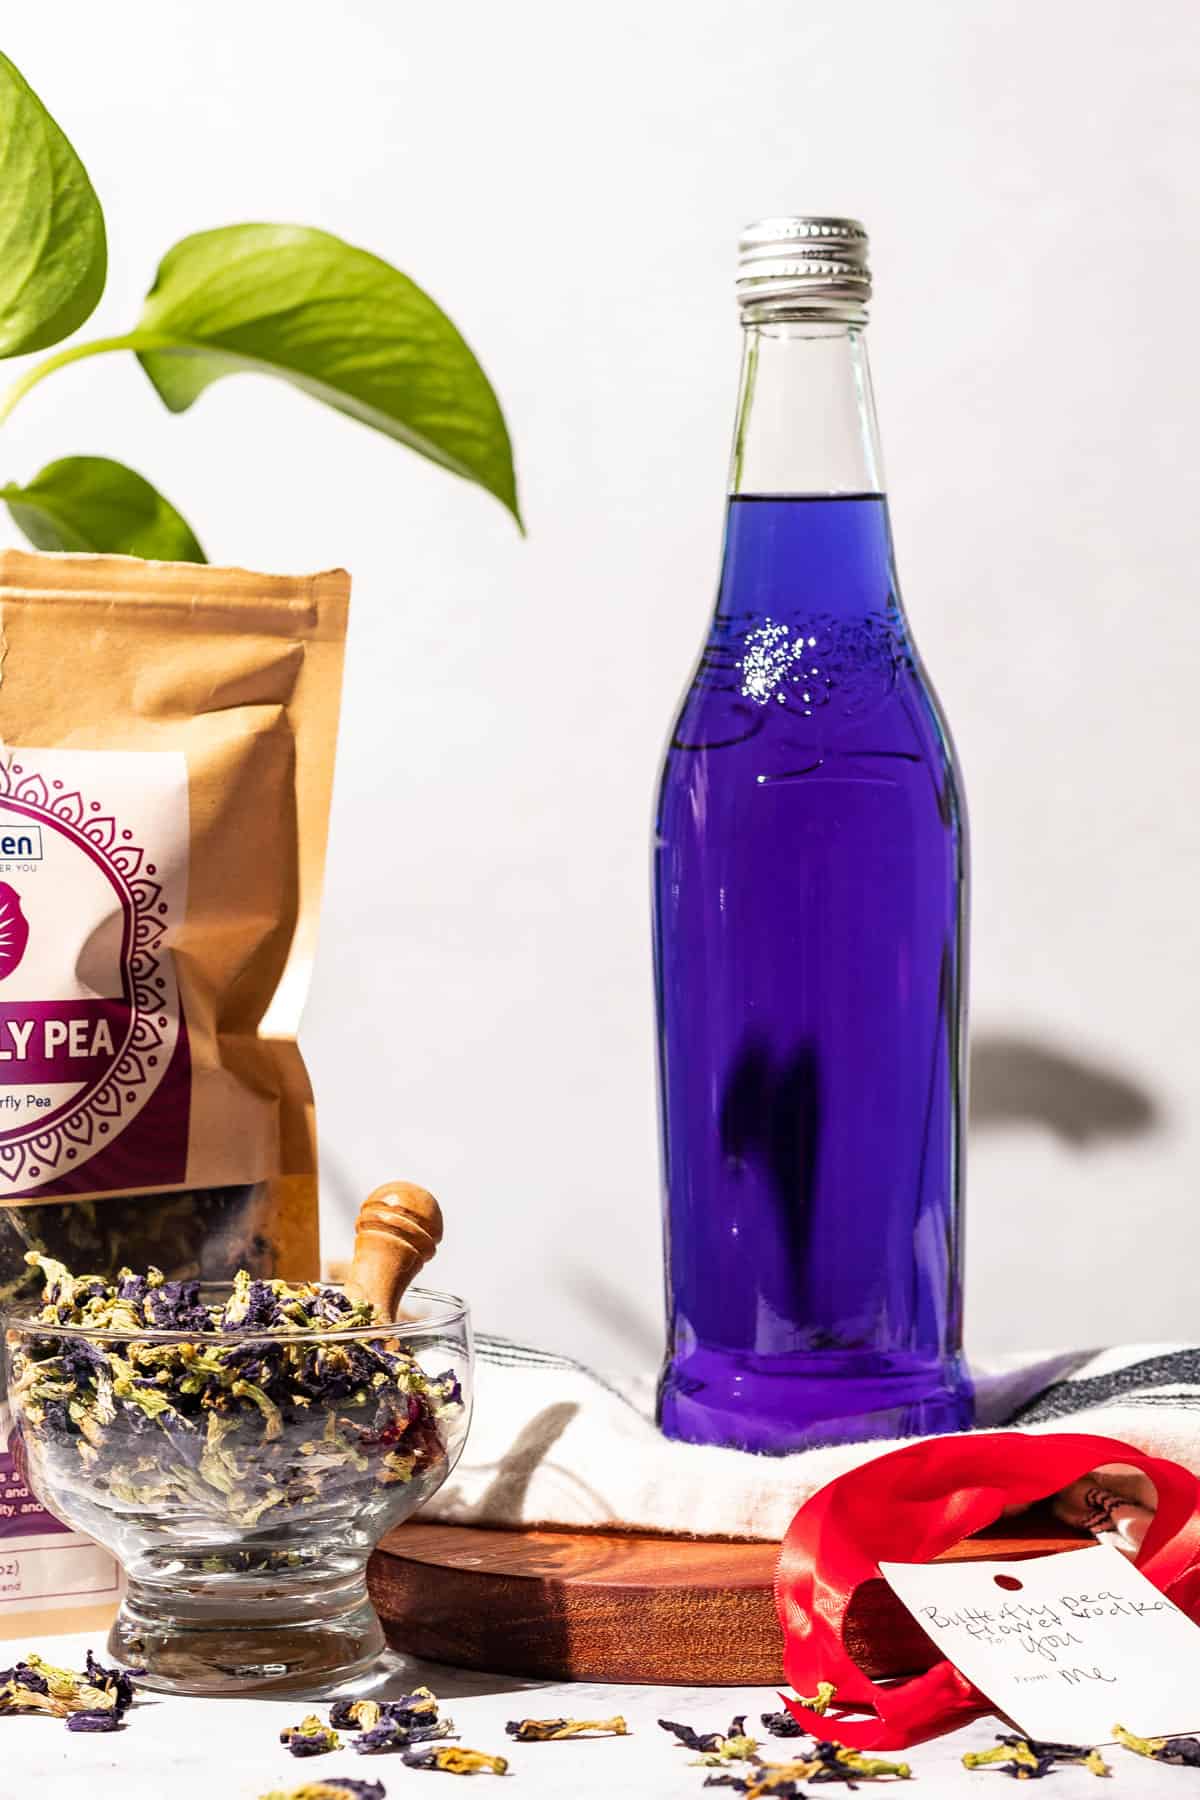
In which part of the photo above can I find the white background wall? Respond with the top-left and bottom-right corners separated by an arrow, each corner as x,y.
1,1 -> 1198,1373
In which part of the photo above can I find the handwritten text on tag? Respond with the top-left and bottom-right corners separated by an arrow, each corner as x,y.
880,1545 -> 1200,1745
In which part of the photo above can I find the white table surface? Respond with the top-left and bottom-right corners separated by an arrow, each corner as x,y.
0,1628 -> 1188,1798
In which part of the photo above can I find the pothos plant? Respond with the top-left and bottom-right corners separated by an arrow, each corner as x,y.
0,51 -> 520,560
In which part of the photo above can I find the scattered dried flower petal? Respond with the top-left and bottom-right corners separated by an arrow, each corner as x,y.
710,1742 -> 912,1790
758,1712 -> 803,1739
505,1716 -> 629,1741
964,1734 -> 1109,1780
800,1681 -> 837,1716
327,1687 -> 454,1752
355,1719 -> 454,1755
403,1747 -> 508,1776
660,1715 -> 756,1760
1114,1723 -> 1200,1766
704,1767 -> 808,1798
355,1723 -> 407,1756
281,1715 -> 342,1757
0,1648 -> 137,1730
333,1701 -> 384,1733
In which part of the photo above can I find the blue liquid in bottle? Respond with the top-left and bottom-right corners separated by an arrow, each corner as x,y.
654,486 -> 972,1450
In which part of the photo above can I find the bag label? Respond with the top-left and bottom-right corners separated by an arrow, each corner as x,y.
0,1538 -> 119,1610
0,749 -> 189,1197
882,1544 -> 1200,1744
0,1422 -> 119,1609
0,1433 -> 69,1539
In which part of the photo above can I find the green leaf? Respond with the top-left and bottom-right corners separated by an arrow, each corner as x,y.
135,223 -> 520,523
1,456 -> 206,561
0,52 -> 107,356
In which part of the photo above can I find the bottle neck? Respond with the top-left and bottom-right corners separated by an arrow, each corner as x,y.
728,320 -> 885,497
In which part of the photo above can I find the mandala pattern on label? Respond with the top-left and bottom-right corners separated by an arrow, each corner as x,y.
0,762 -> 179,1195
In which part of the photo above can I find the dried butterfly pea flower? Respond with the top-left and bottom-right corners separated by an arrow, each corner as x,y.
963,1738 -> 1043,1777
814,1743 -> 912,1782
355,1722 -> 410,1756
10,1256 -> 464,1537
702,1769 -> 806,1798
378,1688 -> 441,1725
759,1681 -> 837,1741
259,1783 -> 386,1800
505,1716 -> 629,1741
328,1687 -> 454,1753
963,1735 -> 1109,1780
0,1648 -> 136,1728
281,1716 -> 342,1757
402,1747 -> 508,1776
354,1719 -> 453,1755
713,1743 -> 912,1790
798,1680 -> 837,1718
758,1713 -> 803,1739
1002,1735 -> 1109,1777
0,1658 -> 53,1712
1114,1723 -> 1200,1766
84,1648 -> 139,1718
659,1715 -> 757,1760
201,1550 -> 304,1574
66,1710 -> 123,1732
659,1718 -> 722,1753
692,1739 -> 760,1768
1154,1740 -> 1200,1768
331,1700 -> 383,1732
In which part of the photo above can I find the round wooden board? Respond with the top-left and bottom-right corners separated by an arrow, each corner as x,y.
367,1510 -> 1090,1686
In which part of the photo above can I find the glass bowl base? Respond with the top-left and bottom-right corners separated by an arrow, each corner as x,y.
109,1573 -> 385,1696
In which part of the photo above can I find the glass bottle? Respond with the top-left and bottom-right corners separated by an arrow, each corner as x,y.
653,218 -> 972,1452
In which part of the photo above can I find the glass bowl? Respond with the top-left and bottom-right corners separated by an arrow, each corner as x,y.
4,1283 -> 472,1695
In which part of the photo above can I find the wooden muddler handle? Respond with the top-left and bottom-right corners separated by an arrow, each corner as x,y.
345,1181 -> 443,1321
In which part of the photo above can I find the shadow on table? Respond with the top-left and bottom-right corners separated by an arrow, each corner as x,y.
369,1650 -> 548,1700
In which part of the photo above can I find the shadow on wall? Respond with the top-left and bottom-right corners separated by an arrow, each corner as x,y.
969,1032 -> 1161,1147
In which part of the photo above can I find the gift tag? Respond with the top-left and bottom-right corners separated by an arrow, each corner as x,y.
881,1544 -> 1200,1745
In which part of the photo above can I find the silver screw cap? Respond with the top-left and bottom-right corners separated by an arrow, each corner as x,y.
736,216 -> 871,321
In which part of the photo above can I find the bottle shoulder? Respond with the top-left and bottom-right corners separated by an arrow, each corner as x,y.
656,600 -> 966,836
667,603 -> 943,742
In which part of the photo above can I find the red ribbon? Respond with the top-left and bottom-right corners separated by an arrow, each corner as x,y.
775,1431 -> 1200,1749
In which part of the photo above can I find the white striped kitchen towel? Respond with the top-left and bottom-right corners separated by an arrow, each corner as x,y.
423,1338 -> 1200,1541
